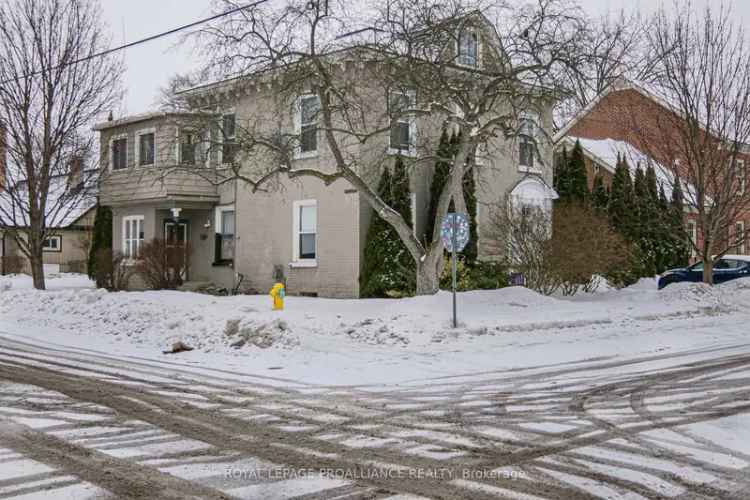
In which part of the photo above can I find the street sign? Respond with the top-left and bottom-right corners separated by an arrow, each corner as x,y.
440,213 -> 470,252
441,212 -> 470,328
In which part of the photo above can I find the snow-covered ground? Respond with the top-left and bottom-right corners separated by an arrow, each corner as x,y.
2,273 -> 750,499
1,272 -> 749,385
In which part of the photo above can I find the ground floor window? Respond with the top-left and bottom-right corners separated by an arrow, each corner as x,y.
735,221 -> 745,254
214,206 -> 235,263
42,235 -> 61,252
293,200 -> 317,263
123,216 -> 144,259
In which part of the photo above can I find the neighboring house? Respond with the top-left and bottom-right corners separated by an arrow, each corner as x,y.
554,79 -> 750,258
0,164 -> 97,275
96,14 -> 557,298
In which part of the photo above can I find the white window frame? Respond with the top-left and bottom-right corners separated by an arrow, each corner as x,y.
736,221 -> 746,254
517,111 -> 541,174
218,111 -> 237,166
122,215 -> 145,260
456,28 -> 481,68
387,89 -> 417,157
135,128 -> 156,167
109,133 -> 128,171
177,127 -> 202,166
42,235 -> 62,253
214,204 -> 235,262
291,199 -> 317,267
736,159 -> 746,196
294,95 -> 319,159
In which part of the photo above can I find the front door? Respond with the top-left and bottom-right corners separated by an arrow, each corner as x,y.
164,221 -> 189,280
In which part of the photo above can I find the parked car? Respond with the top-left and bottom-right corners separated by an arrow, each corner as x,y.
658,255 -> 750,289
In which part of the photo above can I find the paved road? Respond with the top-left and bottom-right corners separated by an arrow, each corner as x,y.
1,334 -> 750,499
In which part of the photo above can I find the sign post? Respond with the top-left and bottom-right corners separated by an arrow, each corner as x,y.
440,213 -> 470,328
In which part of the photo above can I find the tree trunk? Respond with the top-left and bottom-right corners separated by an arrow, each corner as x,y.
29,251 -> 45,290
415,255 -> 440,295
702,256 -> 714,285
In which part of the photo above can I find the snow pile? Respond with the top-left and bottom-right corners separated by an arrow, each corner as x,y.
2,273 -> 749,356
224,318 -> 299,349
0,286 -> 299,354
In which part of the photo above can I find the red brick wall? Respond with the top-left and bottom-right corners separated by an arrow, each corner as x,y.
567,87 -> 750,257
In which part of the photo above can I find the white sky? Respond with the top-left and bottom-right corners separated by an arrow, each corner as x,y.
100,0 -> 750,115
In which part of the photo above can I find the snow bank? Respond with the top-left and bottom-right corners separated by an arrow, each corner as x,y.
1,274 -> 747,356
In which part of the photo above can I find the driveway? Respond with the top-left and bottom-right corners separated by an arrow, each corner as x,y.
1,334 -> 749,499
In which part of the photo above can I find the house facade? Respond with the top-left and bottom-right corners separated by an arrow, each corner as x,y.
96,18 -> 557,298
554,79 -> 750,258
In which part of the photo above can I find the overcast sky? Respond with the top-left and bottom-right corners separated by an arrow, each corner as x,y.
100,0 -> 750,116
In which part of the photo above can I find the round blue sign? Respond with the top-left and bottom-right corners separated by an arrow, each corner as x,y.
440,213 -> 470,252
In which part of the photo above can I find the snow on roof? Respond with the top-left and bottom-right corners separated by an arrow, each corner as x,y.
721,254 -> 750,262
0,171 -> 97,229
93,111 -> 215,131
561,136 -> 699,203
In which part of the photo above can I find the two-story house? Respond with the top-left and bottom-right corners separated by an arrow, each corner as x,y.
96,14 -> 557,297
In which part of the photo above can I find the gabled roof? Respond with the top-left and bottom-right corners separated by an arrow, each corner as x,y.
0,170 -> 97,229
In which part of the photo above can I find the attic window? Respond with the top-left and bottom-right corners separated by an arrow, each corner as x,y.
458,30 -> 478,67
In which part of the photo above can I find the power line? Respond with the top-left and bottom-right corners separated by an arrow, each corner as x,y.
0,0 -> 269,85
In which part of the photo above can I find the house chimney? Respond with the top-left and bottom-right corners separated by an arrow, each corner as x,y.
67,155 -> 83,191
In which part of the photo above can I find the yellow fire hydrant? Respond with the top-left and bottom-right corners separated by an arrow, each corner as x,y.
269,282 -> 285,310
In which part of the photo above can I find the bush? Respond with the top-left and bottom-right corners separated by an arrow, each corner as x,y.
94,248 -> 131,291
61,259 -> 86,274
1,256 -> 25,275
547,202 -> 632,295
440,257 -> 508,291
134,238 -> 190,290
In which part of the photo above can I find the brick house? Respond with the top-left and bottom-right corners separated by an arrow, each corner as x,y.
554,79 -> 750,258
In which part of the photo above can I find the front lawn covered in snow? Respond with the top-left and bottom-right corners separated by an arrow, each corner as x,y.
2,273 -> 749,384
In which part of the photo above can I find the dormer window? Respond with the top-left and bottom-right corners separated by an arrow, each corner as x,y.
458,30 -> 478,67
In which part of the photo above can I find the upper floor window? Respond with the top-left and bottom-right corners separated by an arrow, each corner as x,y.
458,29 -> 478,67
296,95 -> 319,157
179,129 -> 198,165
735,158 -> 746,196
388,90 -> 416,155
518,113 -> 539,170
111,137 -> 127,170
137,130 -> 155,166
221,113 -> 237,165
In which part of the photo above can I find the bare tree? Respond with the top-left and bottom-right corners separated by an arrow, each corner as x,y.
171,0 -> 585,294
0,0 -> 122,289
554,9 -> 655,127
631,3 -> 750,284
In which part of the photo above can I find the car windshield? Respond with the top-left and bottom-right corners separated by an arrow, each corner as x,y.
689,262 -> 704,271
